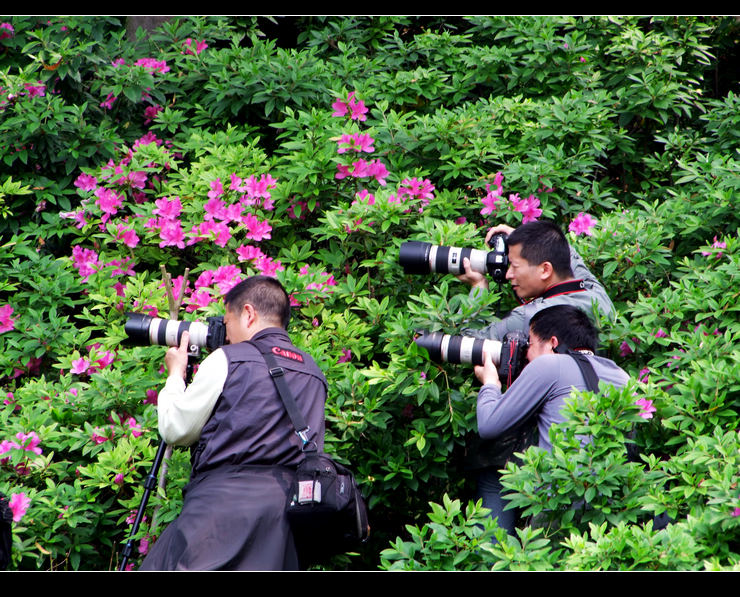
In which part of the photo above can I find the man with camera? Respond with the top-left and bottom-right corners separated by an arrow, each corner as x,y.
458,220 -> 614,341
140,276 -> 327,571
472,304 -> 629,534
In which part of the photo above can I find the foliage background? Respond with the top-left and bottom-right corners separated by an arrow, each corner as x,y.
0,16 -> 738,570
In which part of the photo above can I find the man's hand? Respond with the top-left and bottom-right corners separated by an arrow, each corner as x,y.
165,330 -> 190,380
474,349 -> 501,388
456,257 -> 489,290
485,224 -> 515,245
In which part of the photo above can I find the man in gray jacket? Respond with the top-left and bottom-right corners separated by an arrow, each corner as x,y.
472,304 -> 629,534
458,220 -> 614,341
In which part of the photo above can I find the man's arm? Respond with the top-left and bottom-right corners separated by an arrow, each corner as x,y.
157,332 -> 228,446
475,357 -> 555,440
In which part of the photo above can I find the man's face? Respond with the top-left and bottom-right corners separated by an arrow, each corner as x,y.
527,328 -> 555,362
223,303 -> 247,345
506,243 -> 547,300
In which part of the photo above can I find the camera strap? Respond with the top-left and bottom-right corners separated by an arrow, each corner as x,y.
568,351 -> 600,393
539,279 -> 586,301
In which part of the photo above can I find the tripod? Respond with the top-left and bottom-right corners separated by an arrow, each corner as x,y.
118,350 -> 199,571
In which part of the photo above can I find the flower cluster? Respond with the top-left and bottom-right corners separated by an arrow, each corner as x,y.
133,58 -> 170,74
331,91 -> 368,121
182,38 -> 208,56
701,236 -> 727,258
634,397 -> 656,419
569,212 -> 597,236
0,22 -> 14,39
9,493 -> 30,523
477,173 -> 542,223
0,304 -> 16,333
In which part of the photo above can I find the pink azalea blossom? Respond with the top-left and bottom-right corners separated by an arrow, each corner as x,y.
182,38 -> 208,55
159,219 -> 186,249
337,132 -> 375,154
635,397 -> 656,419
732,507 -> 740,517
100,93 -> 117,110
143,389 -> 158,405
0,304 -> 16,334
134,58 -> 170,74
125,417 -> 143,437
71,357 -> 90,375
143,104 -> 162,124
23,82 -> 46,97
337,348 -> 352,363
208,178 -> 224,200
569,212 -> 597,236
619,340 -> 634,357
242,213 -> 272,242
9,492 -> 31,523
114,473 -> 124,485
204,197 -> 227,221
153,196 -> 182,220
352,189 -> 375,206
71,246 -> 100,282
116,224 -> 140,248
236,244 -> 266,263
654,328 -> 667,338
16,431 -> 42,455
0,23 -> 14,39
94,187 -> 123,218
701,236 -> 727,257
638,368 -> 650,383
74,173 -> 98,192
348,92 -> 368,121
510,194 -> 542,223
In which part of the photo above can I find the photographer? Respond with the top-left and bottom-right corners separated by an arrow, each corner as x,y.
140,276 -> 327,571
472,304 -> 629,534
458,220 -> 614,341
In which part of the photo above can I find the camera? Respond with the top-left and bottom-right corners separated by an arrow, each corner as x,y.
399,233 -> 509,283
415,330 -> 528,384
124,312 -> 227,351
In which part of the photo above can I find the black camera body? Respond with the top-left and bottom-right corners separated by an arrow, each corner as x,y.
415,330 -> 528,385
399,233 -> 509,283
124,312 -> 227,351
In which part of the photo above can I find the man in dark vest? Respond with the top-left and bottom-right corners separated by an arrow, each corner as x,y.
141,276 -> 327,570
458,220 -> 614,340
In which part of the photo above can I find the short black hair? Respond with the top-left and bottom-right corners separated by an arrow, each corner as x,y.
507,220 -> 573,278
223,276 -> 291,329
529,305 -> 598,352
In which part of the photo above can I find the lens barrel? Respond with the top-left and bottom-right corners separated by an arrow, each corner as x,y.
123,313 -> 211,348
400,242 -> 490,276
415,331 -> 502,367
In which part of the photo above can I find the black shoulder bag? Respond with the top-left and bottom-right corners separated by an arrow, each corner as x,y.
256,345 -> 370,567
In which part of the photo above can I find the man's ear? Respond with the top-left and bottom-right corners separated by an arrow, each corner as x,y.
539,260 -> 554,280
550,336 -> 559,351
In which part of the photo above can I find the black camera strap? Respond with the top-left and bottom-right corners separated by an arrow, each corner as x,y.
249,342 -> 315,450
539,279 -> 586,301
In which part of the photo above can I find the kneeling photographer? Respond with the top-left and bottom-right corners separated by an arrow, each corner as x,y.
139,276 -> 328,571
472,304 -> 629,534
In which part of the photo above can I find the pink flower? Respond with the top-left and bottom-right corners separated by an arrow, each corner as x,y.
9,492 -> 31,523
635,397 -> 656,419
100,92 -> 117,110
569,212 -> 597,236
182,38 -> 208,55
134,58 -> 170,74
0,304 -> 16,334
125,417 -> 142,438
654,328 -> 667,338
74,173 -> 98,192
236,244 -> 266,263
701,236 -> 727,257
23,82 -> 46,97
732,507 -> 740,517
619,340 -> 634,357
242,213 -> 272,242
510,194 -> 542,223
114,473 -> 124,485
367,160 -> 388,186
71,357 -> 90,375
116,224 -> 140,248
337,132 -> 374,154
16,431 -> 42,455
143,389 -> 158,405
352,189 -> 376,206
481,183 -> 502,216
338,348 -> 352,363
91,427 -> 112,445
638,368 -> 650,383
153,196 -> 182,219
331,91 -> 368,121
0,23 -> 14,39
94,187 -> 123,218
159,219 -> 186,249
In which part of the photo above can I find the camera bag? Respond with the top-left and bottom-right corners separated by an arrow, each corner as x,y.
256,346 -> 370,566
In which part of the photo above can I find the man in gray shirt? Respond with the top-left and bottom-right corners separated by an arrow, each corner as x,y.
472,304 -> 629,534
458,220 -> 614,341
